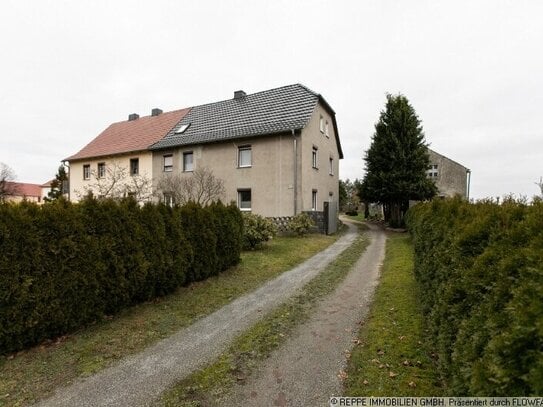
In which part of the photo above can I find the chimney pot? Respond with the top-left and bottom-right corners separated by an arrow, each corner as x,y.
128,113 -> 139,121
151,108 -> 163,117
234,90 -> 246,100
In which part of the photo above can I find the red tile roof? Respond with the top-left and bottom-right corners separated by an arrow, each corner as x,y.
5,182 -> 42,197
66,108 -> 191,161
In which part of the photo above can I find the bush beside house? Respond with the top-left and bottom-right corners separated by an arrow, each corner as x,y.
0,198 -> 243,354
406,197 -> 543,396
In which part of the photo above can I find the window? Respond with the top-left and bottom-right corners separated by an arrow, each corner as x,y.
312,190 -> 318,211
319,115 -> 324,133
329,157 -> 334,175
97,163 -> 106,179
130,158 -> 139,176
238,146 -> 252,167
163,154 -> 173,172
312,147 -> 318,169
163,193 -> 173,207
175,123 -> 191,134
325,120 -> 329,137
427,164 -> 438,178
83,164 -> 90,180
183,152 -> 194,172
238,189 -> 251,211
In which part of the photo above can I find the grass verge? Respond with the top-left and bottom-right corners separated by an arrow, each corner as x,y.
345,234 -> 443,395
158,230 -> 369,406
0,233 -> 338,407
346,213 -> 365,223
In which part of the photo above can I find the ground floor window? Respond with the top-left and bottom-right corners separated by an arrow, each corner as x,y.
312,190 -> 318,211
238,189 -> 251,211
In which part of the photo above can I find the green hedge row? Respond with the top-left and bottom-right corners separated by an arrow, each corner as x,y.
0,198 -> 243,354
406,197 -> 543,396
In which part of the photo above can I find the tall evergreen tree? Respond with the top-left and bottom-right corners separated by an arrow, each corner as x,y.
45,165 -> 68,201
360,94 -> 437,227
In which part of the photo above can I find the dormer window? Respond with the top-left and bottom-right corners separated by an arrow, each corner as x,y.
175,123 -> 191,134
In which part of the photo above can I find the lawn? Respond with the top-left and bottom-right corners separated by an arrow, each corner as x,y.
159,230 -> 369,406
345,233 -> 443,396
0,233 -> 338,407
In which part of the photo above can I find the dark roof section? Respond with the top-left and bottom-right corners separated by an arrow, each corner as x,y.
150,84 -> 343,158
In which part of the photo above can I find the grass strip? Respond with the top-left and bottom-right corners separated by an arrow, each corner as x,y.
0,233 -> 338,407
345,234 -> 443,395
158,231 -> 369,406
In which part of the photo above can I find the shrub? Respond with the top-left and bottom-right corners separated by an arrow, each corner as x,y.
287,213 -> 314,236
0,198 -> 242,354
242,213 -> 277,249
406,197 -> 543,395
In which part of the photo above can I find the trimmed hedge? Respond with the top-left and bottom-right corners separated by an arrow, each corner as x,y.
0,198 -> 243,354
406,197 -> 543,396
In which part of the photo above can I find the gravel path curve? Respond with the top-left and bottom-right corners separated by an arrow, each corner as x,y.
221,221 -> 387,407
35,224 -> 359,407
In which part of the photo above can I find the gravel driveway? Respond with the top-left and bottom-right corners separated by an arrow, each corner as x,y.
36,223 -> 360,407
221,222 -> 387,406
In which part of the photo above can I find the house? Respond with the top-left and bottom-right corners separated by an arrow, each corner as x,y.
65,84 -> 343,217
1,181 -> 44,204
427,148 -> 471,199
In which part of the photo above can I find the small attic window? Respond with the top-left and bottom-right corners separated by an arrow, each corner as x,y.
175,123 -> 191,134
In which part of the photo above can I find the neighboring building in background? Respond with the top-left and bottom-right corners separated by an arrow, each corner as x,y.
2,182 -> 44,204
427,148 -> 471,198
65,84 -> 343,218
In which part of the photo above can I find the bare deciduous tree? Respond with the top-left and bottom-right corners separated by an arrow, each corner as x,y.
76,161 -> 153,202
0,162 -> 17,202
536,176 -> 543,197
156,167 -> 225,206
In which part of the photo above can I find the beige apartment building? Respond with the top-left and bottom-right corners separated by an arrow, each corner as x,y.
427,148 -> 471,198
65,84 -> 343,217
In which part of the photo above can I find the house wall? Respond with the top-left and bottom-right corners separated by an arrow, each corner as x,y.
152,135 -> 297,217
69,152 -> 154,201
299,103 -> 340,212
428,149 -> 469,198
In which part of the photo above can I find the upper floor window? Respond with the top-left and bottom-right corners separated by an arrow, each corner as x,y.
312,147 -> 318,169
238,189 -> 251,211
238,146 -> 252,168
319,115 -> 324,133
325,120 -> 329,137
130,158 -> 139,176
183,152 -> 194,172
97,163 -> 106,179
329,157 -> 334,175
163,154 -> 173,172
83,164 -> 90,180
427,164 -> 438,178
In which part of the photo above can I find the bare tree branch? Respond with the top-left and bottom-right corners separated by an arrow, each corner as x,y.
156,167 -> 225,206
0,162 -> 17,202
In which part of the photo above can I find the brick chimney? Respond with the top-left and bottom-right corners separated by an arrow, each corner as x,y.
128,113 -> 139,121
234,90 -> 246,100
151,108 -> 163,117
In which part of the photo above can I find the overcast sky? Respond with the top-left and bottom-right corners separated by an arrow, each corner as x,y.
1,0 -> 542,200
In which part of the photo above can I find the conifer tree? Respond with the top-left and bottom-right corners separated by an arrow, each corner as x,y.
360,94 -> 437,227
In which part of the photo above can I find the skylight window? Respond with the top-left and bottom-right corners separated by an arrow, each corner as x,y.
175,123 -> 191,134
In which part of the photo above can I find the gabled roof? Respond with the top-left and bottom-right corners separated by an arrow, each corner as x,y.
66,108 -> 191,161
150,84 -> 343,158
5,182 -> 42,197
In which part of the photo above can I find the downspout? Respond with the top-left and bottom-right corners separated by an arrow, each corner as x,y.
466,169 -> 471,201
292,129 -> 297,215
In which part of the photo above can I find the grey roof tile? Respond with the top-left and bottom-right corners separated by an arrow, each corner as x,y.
150,84 -> 320,150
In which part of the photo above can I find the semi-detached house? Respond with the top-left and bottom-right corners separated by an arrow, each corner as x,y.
65,84 -> 343,217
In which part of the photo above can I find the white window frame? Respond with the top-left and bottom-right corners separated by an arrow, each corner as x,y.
329,157 -> 334,175
325,120 -> 329,137
238,189 -> 252,211
238,146 -> 252,168
163,193 -> 173,207
427,164 -> 438,178
130,158 -> 139,176
319,115 -> 324,133
312,190 -> 318,211
83,164 -> 90,180
97,162 -> 106,179
312,147 -> 318,169
163,154 -> 173,172
183,152 -> 194,172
